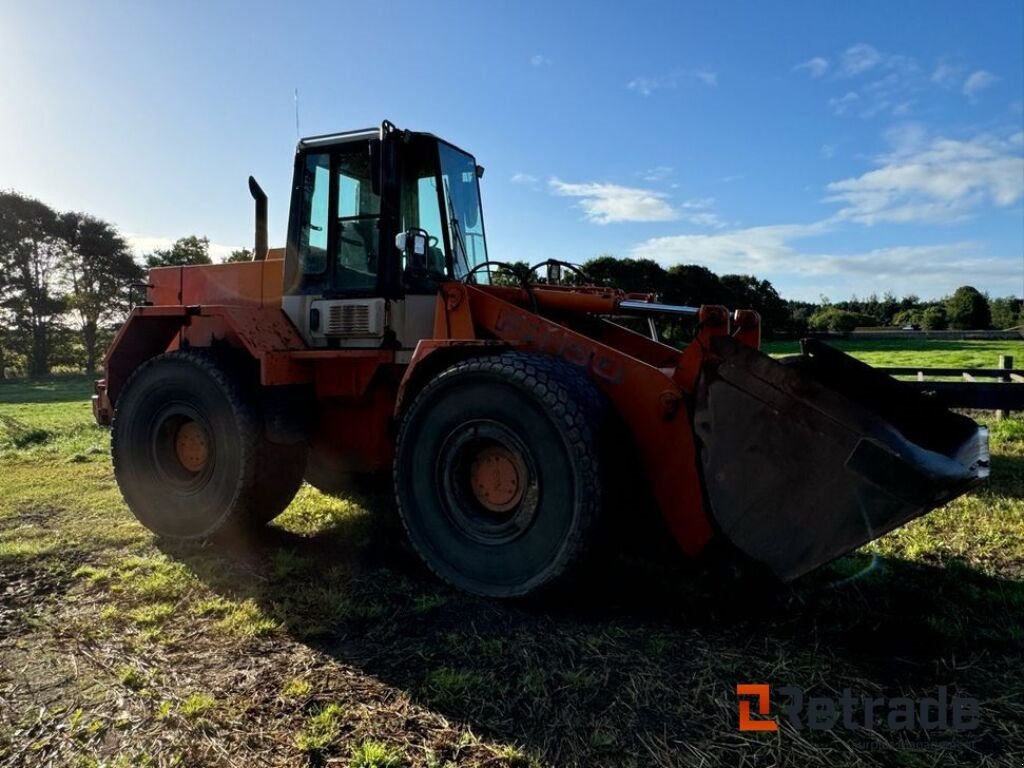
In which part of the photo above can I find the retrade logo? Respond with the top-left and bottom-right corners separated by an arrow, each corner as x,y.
737,684 -> 778,731
736,684 -> 980,733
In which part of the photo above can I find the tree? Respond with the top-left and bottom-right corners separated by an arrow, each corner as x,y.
783,300 -> 818,337
990,296 -> 1022,330
922,305 -> 948,330
145,235 -> 212,267
719,274 -> 788,336
807,308 -> 869,334
945,286 -> 991,330
225,247 -> 253,263
663,264 -> 729,307
490,260 -> 531,287
582,255 -> 668,294
892,308 -> 923,328
59,212 -> 143,372
0,191 -> 66,376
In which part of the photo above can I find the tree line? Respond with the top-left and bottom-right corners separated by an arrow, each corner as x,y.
795,286 -> 1019,334
0,191 -> 253,378
1,189 -> 1020,378
501,256 -> 1021,340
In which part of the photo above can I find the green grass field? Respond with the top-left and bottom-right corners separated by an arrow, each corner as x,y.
1,339 -> 1022,767
761,338 -> 1022,368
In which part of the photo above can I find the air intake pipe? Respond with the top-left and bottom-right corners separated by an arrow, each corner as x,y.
248,176 -> 268,261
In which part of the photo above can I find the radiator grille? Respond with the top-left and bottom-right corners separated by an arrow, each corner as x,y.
326,303 -> 372,336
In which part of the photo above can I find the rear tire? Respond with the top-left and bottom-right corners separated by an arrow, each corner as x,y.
111,350 -> 306,539
394,353 -> 604,597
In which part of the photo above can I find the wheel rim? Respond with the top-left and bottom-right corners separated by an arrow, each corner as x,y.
174,420 -> 210,473
437,420 -> 539,544
469,445 -> 527,513
151,407 -> 215,488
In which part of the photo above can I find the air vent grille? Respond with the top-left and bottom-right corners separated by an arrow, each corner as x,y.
326,303 -> 372,336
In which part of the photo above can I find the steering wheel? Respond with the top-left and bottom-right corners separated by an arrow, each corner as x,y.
528,259 -> 592,284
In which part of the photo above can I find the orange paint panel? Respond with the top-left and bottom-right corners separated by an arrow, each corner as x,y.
261,258 -> 284,306
310,386 -> 396,473
311,353 -> 395,398
147,267 -> 182,305
181,314 -> 238,349
479,284 -> 623,314
432,284 -> 476,339
181,262 -> 264,307
589,321 -> 681,368
211,306 -> 306,355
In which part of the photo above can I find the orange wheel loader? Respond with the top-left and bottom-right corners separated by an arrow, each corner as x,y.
93,122 -> 990,597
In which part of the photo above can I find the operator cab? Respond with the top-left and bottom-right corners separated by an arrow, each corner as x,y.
280,121 -> 489,350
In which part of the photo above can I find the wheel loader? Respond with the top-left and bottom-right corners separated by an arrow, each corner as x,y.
93,121 -> 990,597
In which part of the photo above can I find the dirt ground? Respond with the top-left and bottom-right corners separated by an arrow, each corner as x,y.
1,375 -> 1022,767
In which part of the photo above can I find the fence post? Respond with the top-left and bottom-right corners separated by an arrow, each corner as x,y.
997,355 -> 1013,420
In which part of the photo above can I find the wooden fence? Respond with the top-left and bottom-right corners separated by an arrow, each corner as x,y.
878,355 -> 1023,416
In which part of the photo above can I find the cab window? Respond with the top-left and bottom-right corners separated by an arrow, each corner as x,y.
334,145 -> 381,292
299,153 -> 329,275
399,144 -> 447,291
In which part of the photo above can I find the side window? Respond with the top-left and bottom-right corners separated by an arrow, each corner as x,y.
398,150 -> 447,290
300,153 -> 329,274
416,176 -> 444,251
335,148 -> 381,292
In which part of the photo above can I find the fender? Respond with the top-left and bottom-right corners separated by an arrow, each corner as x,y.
97,304 -> 308,423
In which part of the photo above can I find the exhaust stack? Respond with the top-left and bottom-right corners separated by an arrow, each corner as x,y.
248,176 -> 268,261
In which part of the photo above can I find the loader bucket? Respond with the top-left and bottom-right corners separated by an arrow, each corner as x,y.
694,337 -> 989,582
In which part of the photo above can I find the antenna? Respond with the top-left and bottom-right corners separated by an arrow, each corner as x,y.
294,88 -> 300,139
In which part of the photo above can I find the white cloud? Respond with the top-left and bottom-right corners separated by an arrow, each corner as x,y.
839,43 -> 882,76
930,62 -> 962,88
529,54 -> 551,68
795,57 -> 829,77
694,70 -> 718,87
125,234 -> 241,263
549,179 -> 678,224
820,49 -> 997,118
825,131 -> 1024,224
828,91 -> 860,115
628,224 -> 1017,300
627,68 -> 718,96
510,172 -> 538,184
680,197 -> 714,210
963,69 -> 997,98
630,222 -> 831,272
678,197 -> 723,228
637,166 -> 674,182
821,144 -> 836,159
547,180 -> 724,227
824,47 -> 995,119
683,212 -> 725,228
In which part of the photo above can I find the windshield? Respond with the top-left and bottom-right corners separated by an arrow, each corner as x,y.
438,143 -> 488,281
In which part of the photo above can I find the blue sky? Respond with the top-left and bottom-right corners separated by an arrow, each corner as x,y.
1,1 -> 1021,301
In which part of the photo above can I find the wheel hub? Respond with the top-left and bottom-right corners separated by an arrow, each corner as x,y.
437,420 -> 539,544
469,445 -> 526,513
174,420 -> 210,473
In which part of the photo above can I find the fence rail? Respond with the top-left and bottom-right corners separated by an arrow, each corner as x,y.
877,355 -> 1022,415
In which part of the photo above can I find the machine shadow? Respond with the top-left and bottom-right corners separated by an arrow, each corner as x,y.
159,485 -> 1024,764
989,453 -> 1024,499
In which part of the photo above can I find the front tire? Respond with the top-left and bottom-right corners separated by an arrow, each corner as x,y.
394,353 -> 604,597
111,350 -> 305,539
